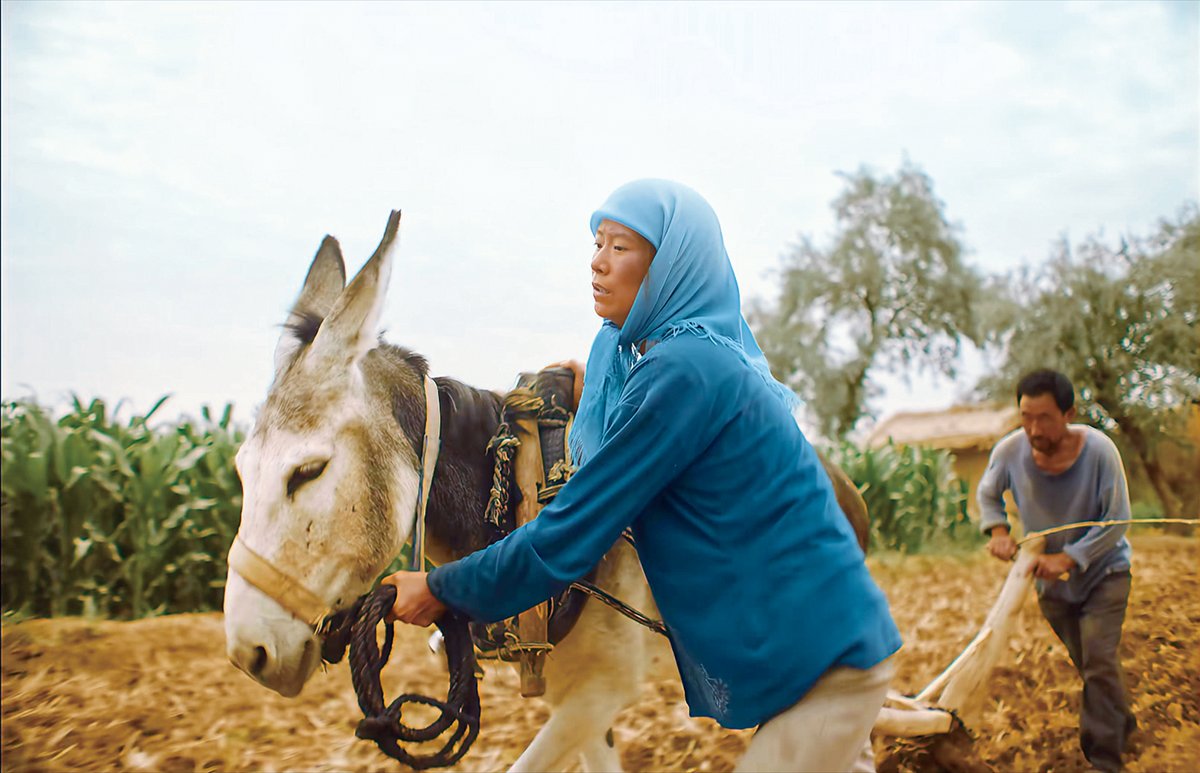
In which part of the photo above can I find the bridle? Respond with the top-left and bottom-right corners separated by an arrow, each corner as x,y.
227,375 -> 443,630
228,375 -> 480,771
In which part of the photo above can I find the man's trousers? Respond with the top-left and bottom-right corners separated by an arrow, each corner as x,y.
1038,571 -> 1136,773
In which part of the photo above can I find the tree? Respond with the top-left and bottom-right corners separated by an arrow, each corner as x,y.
751,161 -> 985,439
978,205 -> 1200,517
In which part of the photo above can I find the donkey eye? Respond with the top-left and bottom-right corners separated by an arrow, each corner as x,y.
287,460 -> 328,498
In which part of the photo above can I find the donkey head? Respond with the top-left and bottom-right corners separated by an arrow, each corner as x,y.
224,212 -> 424,696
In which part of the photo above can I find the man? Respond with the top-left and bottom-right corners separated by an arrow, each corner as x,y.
978,369 -> 1136,773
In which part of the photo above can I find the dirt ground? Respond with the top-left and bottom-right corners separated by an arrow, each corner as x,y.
3,534 -> 1196,772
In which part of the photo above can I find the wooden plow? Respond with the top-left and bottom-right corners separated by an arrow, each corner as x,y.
872,517 -> 1198,744
873,536 -> 1045,740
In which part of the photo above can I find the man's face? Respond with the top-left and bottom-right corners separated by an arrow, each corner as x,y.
1019,392 -> 1075,454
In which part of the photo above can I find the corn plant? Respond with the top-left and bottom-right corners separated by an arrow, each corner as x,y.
826,440 -> 981,553
1,396 -> 244,619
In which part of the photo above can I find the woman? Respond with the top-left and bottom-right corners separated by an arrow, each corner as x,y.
384,179 -> 901,772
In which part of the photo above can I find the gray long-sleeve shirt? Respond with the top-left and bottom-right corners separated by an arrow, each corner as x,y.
977,425 -> 1132,602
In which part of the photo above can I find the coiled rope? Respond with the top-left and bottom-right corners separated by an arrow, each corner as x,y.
320,584 -> 481,770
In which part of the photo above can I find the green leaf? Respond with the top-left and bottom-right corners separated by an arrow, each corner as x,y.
88,430 -> 134,478
144,394 -> 172,422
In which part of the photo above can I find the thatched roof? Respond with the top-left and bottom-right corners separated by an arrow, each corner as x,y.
867,403 -> 1020,451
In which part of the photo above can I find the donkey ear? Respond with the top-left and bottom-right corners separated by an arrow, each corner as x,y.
273,236 -> 347,378
294,236 -> 347,320
309,210 -> 401,369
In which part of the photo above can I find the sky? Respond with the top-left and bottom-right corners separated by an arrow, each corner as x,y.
2,1 -> 1197,433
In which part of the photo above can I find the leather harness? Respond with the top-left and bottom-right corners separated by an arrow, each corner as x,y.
469,368 -> 594,697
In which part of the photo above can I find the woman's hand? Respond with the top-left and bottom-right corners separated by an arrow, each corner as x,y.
380,571 -> 446,627
547,359 -> 585,411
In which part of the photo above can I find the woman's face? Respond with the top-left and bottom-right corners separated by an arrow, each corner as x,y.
591,219 -> 655,329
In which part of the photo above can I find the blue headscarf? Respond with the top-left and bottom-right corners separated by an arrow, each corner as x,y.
569,179 -> 801,465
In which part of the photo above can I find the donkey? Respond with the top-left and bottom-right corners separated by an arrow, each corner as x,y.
223,211 -> 870,772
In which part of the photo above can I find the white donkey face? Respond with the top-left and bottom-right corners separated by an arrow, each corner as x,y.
224,212 -> 421,697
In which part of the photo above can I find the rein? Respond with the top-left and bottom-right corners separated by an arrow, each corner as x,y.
1017,517 -> 1200,545
319,585 -> 480,770
229,376 -> 480,769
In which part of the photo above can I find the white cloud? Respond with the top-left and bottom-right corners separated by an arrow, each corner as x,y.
2,0 -> 1195,423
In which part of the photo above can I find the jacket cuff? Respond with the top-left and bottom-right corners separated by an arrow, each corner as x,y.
979,515 -> 1009,536
1063,541 -> 1091,573
426,563 -> 453,606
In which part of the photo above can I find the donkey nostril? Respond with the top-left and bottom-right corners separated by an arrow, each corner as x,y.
250,646 -> 269,677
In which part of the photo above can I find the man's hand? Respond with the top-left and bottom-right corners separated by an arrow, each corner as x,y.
1031,552 -> 1076,582
547,359 -> 585,411
380,571 -> 446,627
987,526 -> 1018,561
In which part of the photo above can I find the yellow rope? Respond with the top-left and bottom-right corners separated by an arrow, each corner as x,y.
1017,517 -> 1200,546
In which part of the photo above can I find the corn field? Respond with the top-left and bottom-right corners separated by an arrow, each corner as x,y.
826,440 -> 982,554
1,396 -> 980,621
1,397 -> 243,620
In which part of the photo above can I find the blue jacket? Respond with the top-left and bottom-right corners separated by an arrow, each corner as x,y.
429,334 -> 901,729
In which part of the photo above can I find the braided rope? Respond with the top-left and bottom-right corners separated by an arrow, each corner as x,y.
484,423 -> 520,530
321,585 -> 480,770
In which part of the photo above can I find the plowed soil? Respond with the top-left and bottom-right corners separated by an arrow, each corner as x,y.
3,535 -> 1196,772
